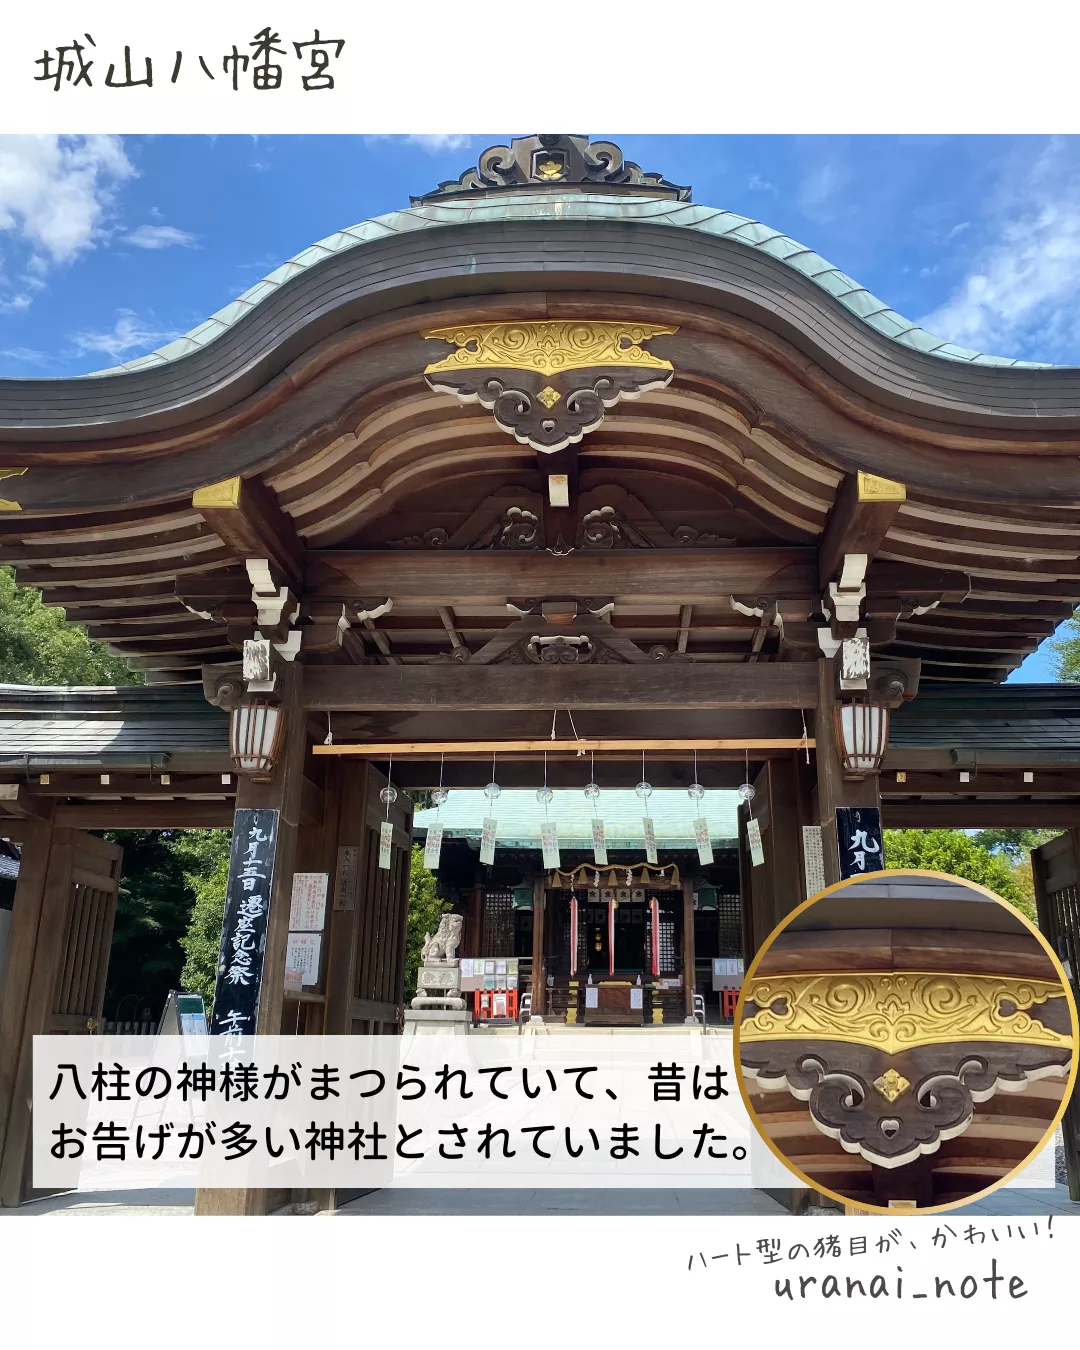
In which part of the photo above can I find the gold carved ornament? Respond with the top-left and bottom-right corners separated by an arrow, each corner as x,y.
421,320 -> 678,377
0,467 -> 27,511
547,862 -> 680,889
740,971 -> 1073,1054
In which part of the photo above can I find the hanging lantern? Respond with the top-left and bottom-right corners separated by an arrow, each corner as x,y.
229,698 -> 285,779
834,697 -> 891,778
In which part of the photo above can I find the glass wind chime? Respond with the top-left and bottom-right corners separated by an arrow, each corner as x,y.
424,753 -> 449,871
480,750 -> 500,865
378,754 -> 397,870
741,750 -> 764,866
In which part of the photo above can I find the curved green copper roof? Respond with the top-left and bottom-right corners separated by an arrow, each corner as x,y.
84,191 -> 1052,378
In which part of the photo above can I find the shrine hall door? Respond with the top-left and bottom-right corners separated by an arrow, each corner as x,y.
0,829 -> 123,1207
1031,830 -> 1080,1201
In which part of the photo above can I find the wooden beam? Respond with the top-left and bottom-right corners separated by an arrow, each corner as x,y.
53,802 -> 235,828
192,476 -> 305,592
306,548 -> 817,602
818,472 -> 906,592
0,784 -> 49,820
884,802 -> 1080,828
315,737 -> 816,757
301,662 -> 821,712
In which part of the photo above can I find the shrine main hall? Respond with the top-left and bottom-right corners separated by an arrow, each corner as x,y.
0,134 -> 1079,1211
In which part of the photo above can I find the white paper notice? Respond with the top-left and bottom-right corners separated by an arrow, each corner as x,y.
746,815 -> 765,867
541,821 -> 560,870
289,872 -> 328,931
630,986 -> 643,1010
592,818 -> 608,865
285,932 -> 322,986
693,817 -> 714,866
378,819 -> 393,870
480,817 -> 497,865
801,824 -> 826,898
642,816 -> 658,865
585,986 -> 599,1008
423,822 -> 444,871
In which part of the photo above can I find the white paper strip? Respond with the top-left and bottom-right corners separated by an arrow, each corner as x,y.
592,818 -> 608,865
541,820 -> 560,870
423,822 -> 444,871
693,817 -> 714,866
642,816 -> 658,865
480,816 -> 497,865
378,818 -> 394,870
801,824 -> 825,898
746,815 -> 764,867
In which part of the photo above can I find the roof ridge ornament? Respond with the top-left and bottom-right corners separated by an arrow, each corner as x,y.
412,133 -> 692,204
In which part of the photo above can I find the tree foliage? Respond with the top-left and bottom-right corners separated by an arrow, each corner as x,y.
103,829 -> 229,1020
1050,611 -> 1080,682
0,566 -> 138,685
884,828 -> 1035,920
971,827 -> 1061,862
178,832 -> 232,1013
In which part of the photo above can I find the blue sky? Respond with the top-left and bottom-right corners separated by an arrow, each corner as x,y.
0,132 -> 1076,678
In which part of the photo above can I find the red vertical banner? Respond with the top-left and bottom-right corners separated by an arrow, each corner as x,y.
570,894 -> 578,978
608,893 -> 615,977
650,896 -> 659,976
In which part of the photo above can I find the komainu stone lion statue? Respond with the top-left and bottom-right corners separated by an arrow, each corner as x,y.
420,912 -> 463,963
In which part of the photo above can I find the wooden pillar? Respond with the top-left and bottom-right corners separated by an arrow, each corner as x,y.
740,753 -> 813,963
531,873 -> 546,1018
465,885 -> 484,959
195,663 -> 310,1217
813,658 -> 882,888
681,877 -> 696,1019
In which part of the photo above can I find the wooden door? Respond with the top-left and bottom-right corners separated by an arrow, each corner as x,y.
0,828 -> 123,1206
49,833 -> 123,1034
1031,830 -> 1080,1200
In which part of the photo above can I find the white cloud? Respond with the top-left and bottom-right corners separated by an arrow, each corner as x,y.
0,135 -> 134,265
747,174 -> 775,193
919,141 -> 1080,362
119,223 -> 197,250
797,160 -> 851,222
70,309 -> 180,360
407,135 -> 471,154
0,346 -> 47,364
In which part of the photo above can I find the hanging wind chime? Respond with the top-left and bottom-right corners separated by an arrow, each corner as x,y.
424,752 -> 448,871
538,750 -> 560,871
378,754 -> 397,870
480,750 -> 500,865
637,750 -> 658,865
688,748 -> 713,865
585,748 -> 607,866
741,750 -> 764,867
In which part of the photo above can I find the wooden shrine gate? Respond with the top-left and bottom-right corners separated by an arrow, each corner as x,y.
0,828 -> 123,1207
1031,830 -> 1080,1201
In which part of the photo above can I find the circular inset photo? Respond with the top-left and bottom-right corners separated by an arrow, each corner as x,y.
734,870 -> 1077,1213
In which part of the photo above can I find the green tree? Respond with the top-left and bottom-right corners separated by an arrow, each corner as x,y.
0,566 -> 138,685
403,845 -> 451,1000
971,827 -> 1061,862
102,829 -> 228,1020
1050,610 -> 1080,681
178,832 -> 232,1012
884,828 -> 1035,920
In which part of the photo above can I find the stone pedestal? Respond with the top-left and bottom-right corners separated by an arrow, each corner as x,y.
411,960 -> 465,1011
403,1008 -> 473,1035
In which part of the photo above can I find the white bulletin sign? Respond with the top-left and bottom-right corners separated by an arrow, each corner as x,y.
289,873 -> 328,931
285,932 -> 322,986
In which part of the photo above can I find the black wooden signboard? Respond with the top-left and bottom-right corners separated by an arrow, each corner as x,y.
835,806 -> 884,880
209,808 -> 279,1036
